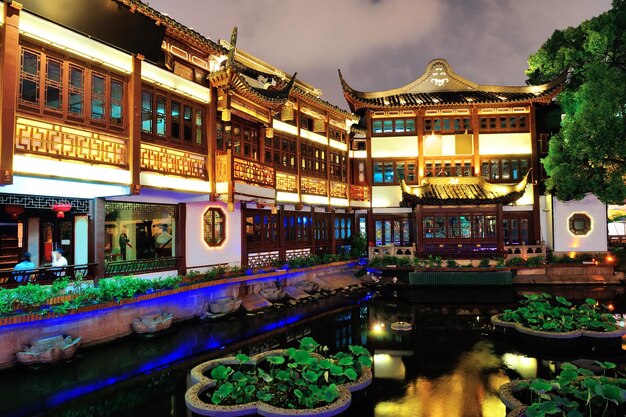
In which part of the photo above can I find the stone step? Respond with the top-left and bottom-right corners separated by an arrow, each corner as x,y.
284,286 -> 310,300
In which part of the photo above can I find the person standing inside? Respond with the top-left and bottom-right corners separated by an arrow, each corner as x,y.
119,225 -> 132,260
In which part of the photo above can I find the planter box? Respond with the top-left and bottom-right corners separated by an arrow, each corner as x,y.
186,349 -> 372,417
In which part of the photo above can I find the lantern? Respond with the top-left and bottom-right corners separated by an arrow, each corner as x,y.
4,205 -> 24,220
52,203 -> 72,218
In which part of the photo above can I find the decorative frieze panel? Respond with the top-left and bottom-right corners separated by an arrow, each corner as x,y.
330,182 -> 348,199
350,185 -> 370,202
215,153 -> 231,183
276,172 -> 298,192
140,143 -> 207,179
0,194 -> 90,213
301,177 -> 327,196
286,248 -> 310,260
233,157 -> 274,187
15,117 -> 127,167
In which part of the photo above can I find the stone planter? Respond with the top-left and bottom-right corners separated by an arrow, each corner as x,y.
491,314 -> 626,350
186,349 -> 372,417
295,281 -> 320,294
209,297 -> 242,315
259,288 -> 287,302
131,311 -> 173,334
16,335 -> 81,365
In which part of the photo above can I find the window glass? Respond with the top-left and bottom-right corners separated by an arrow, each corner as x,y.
373,162 -> 383,184
372,120 -> 382,134
383,120 -> 393,133
183,105 -> 193,142
141,91 -> 153,133
110,80 -> 123,126
405,119 -> 415,132
68,66 -> 84,116
91,73 -> 106,120
104,202 -> 176,263
395,162 -> 405,182
394,119 -> 405,133
44,59 -> 62,110
171,101 -> 180,139
434,216 -> 446,238
156,96 -> 166,136
204,207 -> 226,246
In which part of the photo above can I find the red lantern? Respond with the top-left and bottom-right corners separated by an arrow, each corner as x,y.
4,205 -> 24,220
52,203 -> 72,218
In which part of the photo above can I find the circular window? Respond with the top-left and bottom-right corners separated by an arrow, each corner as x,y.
568,213 -> 591,236
203,207 -> 226,247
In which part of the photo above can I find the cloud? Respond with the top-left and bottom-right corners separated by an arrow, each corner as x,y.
147,0 -> 612,109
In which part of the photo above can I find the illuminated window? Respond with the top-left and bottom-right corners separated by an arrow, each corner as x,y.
204,207 -> 226,247
372,118 -> 416,136
568,213 -> 591,236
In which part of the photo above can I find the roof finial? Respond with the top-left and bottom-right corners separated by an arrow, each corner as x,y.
227,26 -> 238,68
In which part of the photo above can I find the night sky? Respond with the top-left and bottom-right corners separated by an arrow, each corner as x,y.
147,0 -> 611,109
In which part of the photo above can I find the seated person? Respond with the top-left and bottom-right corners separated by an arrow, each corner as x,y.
13,252 -> 36,283
14,252 -> 35,271
51,249 -> 68,269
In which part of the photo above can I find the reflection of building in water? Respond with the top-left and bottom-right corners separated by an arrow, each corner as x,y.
374,342 -> 509,417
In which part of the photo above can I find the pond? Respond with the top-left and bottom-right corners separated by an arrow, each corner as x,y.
1,284 -> 625,417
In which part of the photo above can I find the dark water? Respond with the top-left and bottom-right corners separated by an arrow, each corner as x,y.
1,285 -> 626,417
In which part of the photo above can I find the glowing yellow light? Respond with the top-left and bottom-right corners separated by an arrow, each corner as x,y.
371,322 -> 385,333
607,303 -> 615,312
607,255 -> 615,263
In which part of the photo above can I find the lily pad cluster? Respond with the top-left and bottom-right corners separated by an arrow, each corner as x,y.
206,337 -> 372,410
500,293 -> 618,333
507,362 -> 626,417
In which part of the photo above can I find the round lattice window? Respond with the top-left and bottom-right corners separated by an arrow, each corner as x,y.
568,213 -> 592,236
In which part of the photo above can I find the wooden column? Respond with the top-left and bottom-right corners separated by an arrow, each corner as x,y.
278,205 -> 286,261
471,106 -> 480,176
91,198 -> 106,284
417,112 -> 424,182
207,86 -> 218,200
365,111 -> 373,206
367,209 -> 374,247
259,122 -> 266,164
0,1 -> 21,184
176,203 -> 186,276
415,204 -> 423,254
241,202 -> 248,266
325,111 -> 331,208
295,99 -> 302,203
330,209 -> 336,254
497,203 -> 505,252
128,54 -> 143,195
310,206 -> 316,255
529,105 -> 541,244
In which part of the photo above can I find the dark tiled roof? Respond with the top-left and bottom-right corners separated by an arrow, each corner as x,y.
401,173 -> 530,206
339,59 -> 565,111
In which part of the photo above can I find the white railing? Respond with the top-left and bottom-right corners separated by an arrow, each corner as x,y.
368,244 -> 416,259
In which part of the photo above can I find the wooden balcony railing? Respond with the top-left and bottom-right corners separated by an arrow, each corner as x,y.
276,172 -> 298,192
350,185 -> 370,202
15,117 -> 127,167
369,245 -> 416,259
301,177 -> 327,196
140,143 -> 207,179
504,244 -> 546,258
330,182 -> 348,199
0,263 -> 98,288
104,257 -> 181,277
233,157 -> 275,187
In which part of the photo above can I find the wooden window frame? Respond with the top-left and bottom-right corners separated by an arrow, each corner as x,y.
424,159 -> 473,178
374,216 -> 412,246
141,84 -> 206,152
479,114 -> 528,133
371,117 -> 416,136
372,159 -> 417,185
18,44 -> 127,134
245,209 -> 280,251
480,155 -> 530,182
203,207 -> 226,247
422,210 -> 498,243
300,141 -> 327,178
329,150 -> 348,182
265,132 -> 297,172
423,117 -> 471,134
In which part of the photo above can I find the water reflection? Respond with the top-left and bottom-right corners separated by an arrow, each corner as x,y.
374,341 -> 509,417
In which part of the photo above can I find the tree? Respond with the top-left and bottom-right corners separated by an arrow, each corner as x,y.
526,0 -> 626,204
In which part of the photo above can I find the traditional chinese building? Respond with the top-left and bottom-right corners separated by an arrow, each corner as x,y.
0,0 -> 609,280
339,59 -> 608,257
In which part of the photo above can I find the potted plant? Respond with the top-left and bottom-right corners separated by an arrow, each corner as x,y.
498,361 -> 626,417
185,337 -> 372,417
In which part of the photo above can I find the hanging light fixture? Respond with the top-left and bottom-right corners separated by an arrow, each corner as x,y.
4,205 -> 24,220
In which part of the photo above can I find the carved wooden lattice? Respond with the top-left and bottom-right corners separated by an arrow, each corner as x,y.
247,251 -> 280,267
215,153 -> 231,182
350,185 -> 370,202
285,248 -> 310,260
233,158 -> 274,187
330,182 -> 347,199
15,117 -> 127,166
301,177 -> 327,196
140,144 -> 207,179
276,172 -> 298,192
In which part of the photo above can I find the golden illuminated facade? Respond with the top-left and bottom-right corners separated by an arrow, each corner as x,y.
0,0 -> 607,278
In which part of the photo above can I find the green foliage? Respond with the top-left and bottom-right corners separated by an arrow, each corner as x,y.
527,1 -> 626,204
520,361 -> 626,417
348,232 -> 368,258
207,337 -> 371,409
479,258 -> 491,268
500,293 -> 618,333
445,259 -> 458,268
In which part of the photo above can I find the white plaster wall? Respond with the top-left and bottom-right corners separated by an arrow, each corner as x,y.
479,133 -> 532,155
27,217 -> 39,266
185,201 -> 242,268
74,215 -> 89,265
371,136 -> 418,158
371,186 -> 402,208
553,194 -> 607,253
538,195 -> 552,248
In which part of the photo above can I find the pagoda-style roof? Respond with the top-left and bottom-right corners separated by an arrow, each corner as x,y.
401,171 -> 530,207
339,59 -> 565,111
207,28 -> 296,110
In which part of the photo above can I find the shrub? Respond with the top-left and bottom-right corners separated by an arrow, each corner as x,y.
478,258 -> 490,268
349,232 -> 367,258
396,257 -> 412,267
526,256 -> 545,267
495,257 -> 506,268
445,259 -> 458,268
505,257 -> 526,267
